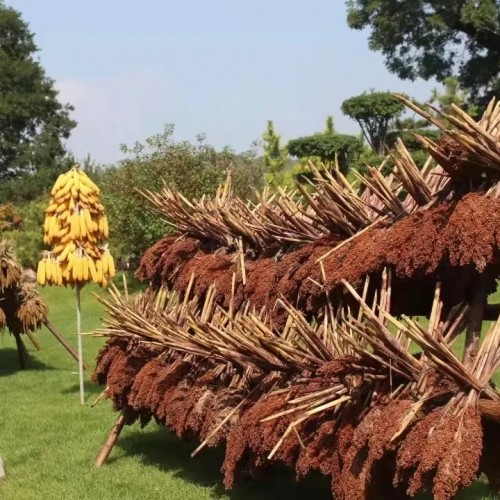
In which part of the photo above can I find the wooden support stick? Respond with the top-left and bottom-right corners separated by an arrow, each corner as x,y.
14,333 -> 27,369
25,331 -> 41,351
95,414 -> 126,467
44,321 -> 88,370
463,275 -> 488,367
76,284 -> 84,405
91,388 -> 107,408
478,400 -> 500,423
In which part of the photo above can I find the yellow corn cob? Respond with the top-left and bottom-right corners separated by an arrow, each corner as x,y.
107,252 -> 116,278
82,257 -> 89,281
96,259 -> 103,285
101,252 -> 109,274
37,260 -> 46,286
88,258 -> 98,283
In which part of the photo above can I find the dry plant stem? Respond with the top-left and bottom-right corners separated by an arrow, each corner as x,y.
123,274 -> 129,301
91,389 -> 107,408
95,413 -> 126,467
464,275 -> 488,367
44,320 -> 88,370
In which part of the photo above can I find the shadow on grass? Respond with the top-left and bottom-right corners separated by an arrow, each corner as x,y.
115,425 -> 499,500
60,380 -> 103,399
117,426 -> 331,500
0,346 -> 53,376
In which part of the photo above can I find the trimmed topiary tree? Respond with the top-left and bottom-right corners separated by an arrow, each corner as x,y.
341,91 -> 404,155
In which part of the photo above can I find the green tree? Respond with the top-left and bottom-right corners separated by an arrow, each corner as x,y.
324,115 -> 335,135
262,121 -> 287,181
0,155 -> 77,203
0,1 -> 75,180
102,125 -> 264,258
1,199 -> 45,267
341,91 -> 404,155
346,0 -> 500,107
430,76 -> 479,117
287,134 -> 363,174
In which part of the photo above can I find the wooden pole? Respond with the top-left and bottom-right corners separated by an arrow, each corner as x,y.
463,274 -> 488,367
95,414 -> 126,467
25,330 -> 41,351
14,333 -> 27,369
478,400 -> 500,423
76,284 -> 85,404
44,320 -> 88,370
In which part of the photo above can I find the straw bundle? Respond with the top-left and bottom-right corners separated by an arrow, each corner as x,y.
92,98 -> 500,499
0,241 -> 22,292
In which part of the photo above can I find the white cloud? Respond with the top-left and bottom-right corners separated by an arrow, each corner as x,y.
56,79 -> 89,106
54,72 -> 176,165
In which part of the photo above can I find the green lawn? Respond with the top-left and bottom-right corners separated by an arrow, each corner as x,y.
0,274 -> 498,499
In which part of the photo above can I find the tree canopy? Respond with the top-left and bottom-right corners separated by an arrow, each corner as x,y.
287,133 -> 362,173
346,0 -> 500,107
341,91 -> 404,155
430,76 -> 479,117
0,1 -> 75,180
102,125 -> 265,258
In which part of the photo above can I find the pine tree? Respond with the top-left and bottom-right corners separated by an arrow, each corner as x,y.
262,121 -> 287,180
324,116 -> 335,135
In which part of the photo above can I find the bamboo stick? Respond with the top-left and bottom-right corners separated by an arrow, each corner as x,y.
95,413 -> 126,467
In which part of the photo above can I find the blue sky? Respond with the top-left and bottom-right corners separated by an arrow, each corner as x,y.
9,0 -> 436,164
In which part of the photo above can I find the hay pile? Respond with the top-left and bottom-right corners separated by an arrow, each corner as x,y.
92,98 -> 500,499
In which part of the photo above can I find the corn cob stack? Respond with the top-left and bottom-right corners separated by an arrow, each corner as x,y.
37,166 -> 115,288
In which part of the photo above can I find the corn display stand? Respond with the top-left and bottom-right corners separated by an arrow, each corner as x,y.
38,166 -> 115,403
92,99 -> 500,499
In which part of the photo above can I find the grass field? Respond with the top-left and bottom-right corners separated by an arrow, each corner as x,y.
0,273 -> 498,499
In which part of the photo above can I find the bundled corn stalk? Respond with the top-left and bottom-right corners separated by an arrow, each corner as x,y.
0,240 -> 21,292
93,99 -> 500,498
0,241 -> 48,367
0,240 -> 85,370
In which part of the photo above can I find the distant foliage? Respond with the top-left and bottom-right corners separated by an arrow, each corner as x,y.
101,125 -> 265,259
0,156 -> 76,203
262,121 -> 288,184
346,0 -> 500,108
324,115 -> 335,135
1,199 -> 45,268
0,1 -> 75,180
287,134 -> 363,174
0,204 -> 21,231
